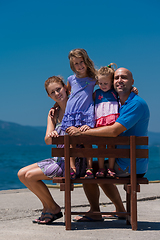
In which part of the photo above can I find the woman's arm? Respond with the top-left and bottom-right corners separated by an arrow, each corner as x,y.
67,81 -> 71,95
44,113 -> 57,145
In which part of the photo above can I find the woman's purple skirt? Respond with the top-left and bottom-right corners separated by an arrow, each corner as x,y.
37,157 -> 87,178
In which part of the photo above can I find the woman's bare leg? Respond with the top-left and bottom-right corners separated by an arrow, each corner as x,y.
18,164 -> 61,218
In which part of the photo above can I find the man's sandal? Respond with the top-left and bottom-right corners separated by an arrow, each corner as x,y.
84,168 -> 94,179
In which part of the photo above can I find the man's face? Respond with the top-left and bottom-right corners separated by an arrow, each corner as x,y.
114,68 -> 134,94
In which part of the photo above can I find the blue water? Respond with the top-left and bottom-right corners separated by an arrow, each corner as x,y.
0,145 -> 160,191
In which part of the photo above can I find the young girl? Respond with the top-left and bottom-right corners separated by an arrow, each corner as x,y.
61,48 -> 97,179
94,64 -> 119,178
18,76 -> 68,225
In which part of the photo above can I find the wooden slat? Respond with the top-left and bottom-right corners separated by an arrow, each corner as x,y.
51,147 -> 148,158
51,135 -> 148,146
69,148 -> 148,158
52,177 -> 148,184
136,149 -> 148,158
52,148 -> 64,157
135,136 -> 148,145
72,177 -> 148,184
69,136 -> 130,145
52,136 -> 64,144
72,177 -> 130,184
70,148 -> 130,158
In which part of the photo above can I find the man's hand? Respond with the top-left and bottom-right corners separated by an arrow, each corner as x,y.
66,126 -> 81,136
49,108 -> 56,119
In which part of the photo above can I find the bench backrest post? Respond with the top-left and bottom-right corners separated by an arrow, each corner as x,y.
64,134 -> 71,230
130,135 -> 137,229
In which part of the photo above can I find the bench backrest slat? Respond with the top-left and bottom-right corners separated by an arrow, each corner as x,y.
52,148 -> 148,158
52,135 -> 148,145
52,136 -> 148,159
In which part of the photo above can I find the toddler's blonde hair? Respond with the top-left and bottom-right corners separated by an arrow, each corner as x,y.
97,63 -> 117,82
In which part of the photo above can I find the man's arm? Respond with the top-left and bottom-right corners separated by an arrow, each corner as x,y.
66,122 -> 127,137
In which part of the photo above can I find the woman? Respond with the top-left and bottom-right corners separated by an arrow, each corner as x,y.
18,76 -> 68,224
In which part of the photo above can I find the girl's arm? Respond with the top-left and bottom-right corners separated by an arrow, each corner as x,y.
44,111 -> 59,145
93,91 -> 96,101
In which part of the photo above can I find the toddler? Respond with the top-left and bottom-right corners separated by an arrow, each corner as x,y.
94,64 -> 119,178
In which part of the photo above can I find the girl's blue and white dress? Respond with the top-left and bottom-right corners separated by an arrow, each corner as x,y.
94,88 -> 119,127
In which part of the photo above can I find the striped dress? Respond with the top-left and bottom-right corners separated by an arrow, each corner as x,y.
94,88 -> 119,127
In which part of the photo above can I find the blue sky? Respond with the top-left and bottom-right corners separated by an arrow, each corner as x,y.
0,0 -> 160,132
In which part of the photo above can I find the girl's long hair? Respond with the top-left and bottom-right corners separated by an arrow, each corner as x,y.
68,48 -> 96,79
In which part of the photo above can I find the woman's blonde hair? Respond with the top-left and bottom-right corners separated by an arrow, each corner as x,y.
68,48 -> 96,79
45,76 -> 68,95
97,63 -> 117,82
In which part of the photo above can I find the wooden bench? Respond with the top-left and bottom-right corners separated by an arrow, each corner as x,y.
52,135 -> 149,230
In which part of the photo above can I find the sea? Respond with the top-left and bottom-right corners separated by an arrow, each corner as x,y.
0,145 -> 160,191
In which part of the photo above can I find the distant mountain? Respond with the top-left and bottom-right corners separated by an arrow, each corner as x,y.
0,120 -> 159,146
0,120 -> 46,145
34,126 -> 46,133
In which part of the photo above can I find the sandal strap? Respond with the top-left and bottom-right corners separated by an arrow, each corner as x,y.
86,168 -> 93,172
107,168 -> 116,177
107,168 -> 115,174
85,168 -> 94,179
86,168 -> 93,176
70,167 -> 76,179
86,171 -> 93,176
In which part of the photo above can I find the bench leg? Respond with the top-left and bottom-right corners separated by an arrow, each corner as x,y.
126,191 -> 131,225
125,183 -> 138,229
131,190 -> 137,230
65,183 -> 71,230
64,134 -> 71,230
130,136 -> 137,230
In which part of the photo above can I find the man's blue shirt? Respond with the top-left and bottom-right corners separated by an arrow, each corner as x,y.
116,92 -> 150,174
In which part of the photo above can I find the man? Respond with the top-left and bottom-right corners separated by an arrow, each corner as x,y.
66,67 -> 150,221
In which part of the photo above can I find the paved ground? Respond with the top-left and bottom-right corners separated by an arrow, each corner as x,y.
0,182 -> 160,240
